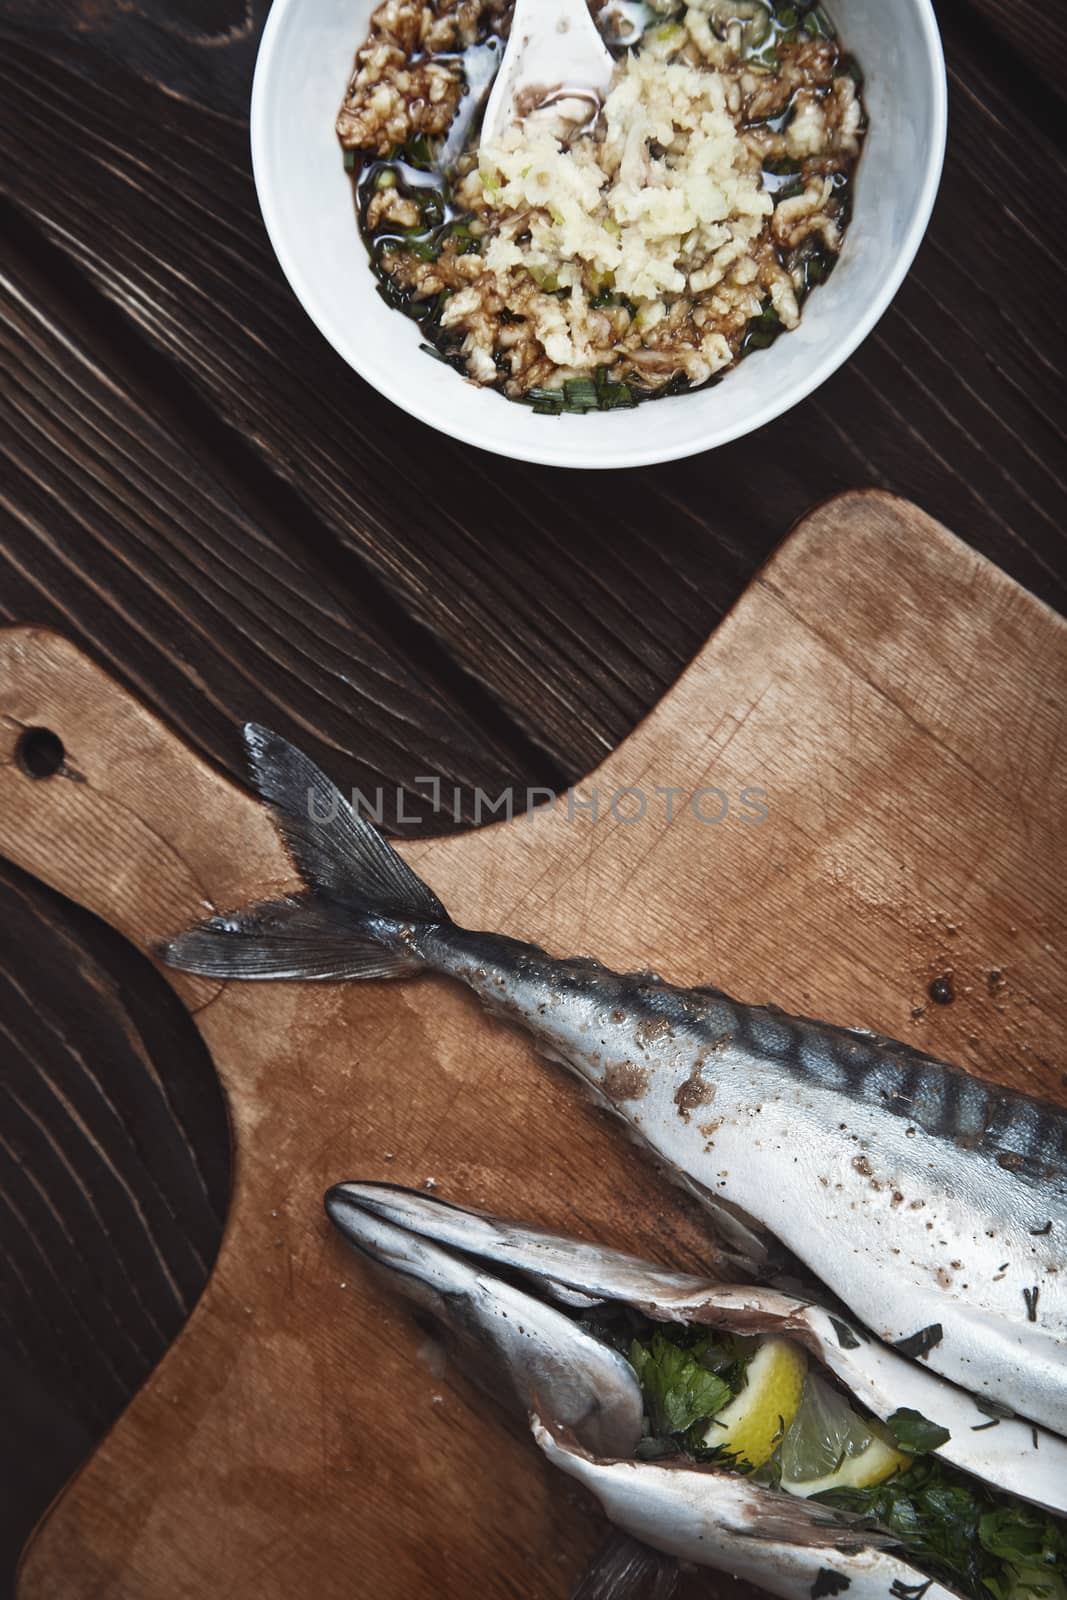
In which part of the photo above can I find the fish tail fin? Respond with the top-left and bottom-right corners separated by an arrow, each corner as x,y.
159,723 -> 449,982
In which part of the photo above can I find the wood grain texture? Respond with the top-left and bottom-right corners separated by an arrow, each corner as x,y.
0,855 -> 228,1430
3,494 -> 1064,1600
0,231 -> 552,818
0,858 -> 231,1599
0,0 -> 1065,1591
946,0 -> 1067,96
1,2 -> 1066,781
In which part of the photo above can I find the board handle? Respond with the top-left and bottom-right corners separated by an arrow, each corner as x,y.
0,627 -> 293,1007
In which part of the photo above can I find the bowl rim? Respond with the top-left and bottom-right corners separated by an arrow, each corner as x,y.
249,0 -> 948,470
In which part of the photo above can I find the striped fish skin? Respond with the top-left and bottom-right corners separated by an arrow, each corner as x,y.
423,925 -> 1067,1433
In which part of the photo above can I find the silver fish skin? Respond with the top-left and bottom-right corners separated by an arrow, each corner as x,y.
535,1425 -> 963,1600
324,1182 -> 959,1600
326,1183 -> 1067,1515
426,928 -> 1067,1435
323,1185 -> 644,1460
162,726 -> 1067,1433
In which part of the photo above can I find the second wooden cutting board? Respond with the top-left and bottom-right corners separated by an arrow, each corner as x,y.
2,490 -> 1064,1599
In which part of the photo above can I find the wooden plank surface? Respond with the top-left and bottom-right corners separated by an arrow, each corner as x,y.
1,493 -> 1064,1599
2,2 -> 1066,777
1,0 -> 1066,1591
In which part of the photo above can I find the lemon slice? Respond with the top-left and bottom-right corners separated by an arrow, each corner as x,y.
777,1373 -> 910,1496
699,1336 -> 808,1471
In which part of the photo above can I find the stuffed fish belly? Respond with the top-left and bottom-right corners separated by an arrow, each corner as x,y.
325,1185 -> 1067,1600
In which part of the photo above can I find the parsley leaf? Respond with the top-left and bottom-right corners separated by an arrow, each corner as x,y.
628,1333 -> 733,1437
815,1457 -> 1067,1600
893,1324 -> 944,1360
887,1408 -> 952,1453
811,1569 -> 851,1598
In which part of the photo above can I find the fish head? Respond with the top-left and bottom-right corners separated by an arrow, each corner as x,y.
324,1181 -> 645,1458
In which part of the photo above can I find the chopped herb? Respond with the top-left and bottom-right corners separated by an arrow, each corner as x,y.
802,7 -> 834,39
562,376 -> 600,413
688,1436 -> 751,1472
765,169 -> 805,205
602,1312 -> 1066,1600
971,1419 -> 1000,1432
890,1582 -> 932,1600
1023,1287 -> 1040,1322
886,1408 -> 952,1454
523,385 -> 565,415
817,1456 -> 1067,1600
811,1569 -> 851,1599
342,148 -> 356,172
634,1434 -> 681,1461
405,132 -> 434,170
798,244 -> 835,292
976,1397 -> 1017,1421
597,382 -> 638,410
1030,1221 -> 1053,1236
742,300 -> 784,355
595,363 -> 639,410
894,1324 -> 944,1361
829,1316 -> 862,1350
628,1332 -> 734,1438
600,1311 -> 1065,1600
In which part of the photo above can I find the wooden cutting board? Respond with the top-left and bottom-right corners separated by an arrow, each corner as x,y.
3,491 -> 1065,1600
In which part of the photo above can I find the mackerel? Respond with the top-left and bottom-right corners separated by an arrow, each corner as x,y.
163,726 -> 1067,1433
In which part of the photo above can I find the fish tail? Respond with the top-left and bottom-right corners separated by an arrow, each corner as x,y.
159,724 -> 450,982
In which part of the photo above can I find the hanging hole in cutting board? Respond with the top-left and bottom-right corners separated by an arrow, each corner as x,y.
17,727 -> 66,779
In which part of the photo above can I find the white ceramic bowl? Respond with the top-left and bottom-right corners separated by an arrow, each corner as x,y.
251,0 -> 947,469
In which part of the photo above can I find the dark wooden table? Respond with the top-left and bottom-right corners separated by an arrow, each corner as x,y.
0,1 -> 1064,1592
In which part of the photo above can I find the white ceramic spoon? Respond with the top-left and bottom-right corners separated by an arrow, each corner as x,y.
479,0 -> 616,149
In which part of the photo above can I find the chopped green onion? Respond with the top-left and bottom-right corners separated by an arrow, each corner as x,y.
525,386 -> 565,415
599,382 -> 638,410
595,364 -> 639,409
406,132 -> 434,169
802,6 -> 833,37
742,300 -> 784,356
563,377 -> 599,411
